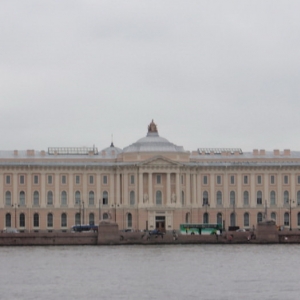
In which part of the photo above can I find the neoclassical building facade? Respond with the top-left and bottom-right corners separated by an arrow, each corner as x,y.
1,120 -> 300,232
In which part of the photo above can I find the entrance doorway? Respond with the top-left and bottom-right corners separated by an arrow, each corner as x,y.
155,216 -> 165,232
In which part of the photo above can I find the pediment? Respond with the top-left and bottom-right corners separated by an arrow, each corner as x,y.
139,156 -> 181,167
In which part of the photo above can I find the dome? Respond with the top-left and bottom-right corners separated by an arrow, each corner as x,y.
123,120 -> 185,153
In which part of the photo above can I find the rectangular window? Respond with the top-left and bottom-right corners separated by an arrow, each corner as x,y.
257,175 -> 262,185
298,175 -> 300,185
157,175 -> 161,184
284,175 -> 289,185
19,175 -> 25,185
5,175 -> 11,185
61,175 -> 67,184
33,175 -> 39,185
216,175 -> 221,185
203,176 -> 208,185
89,175 -> 94,185
270,175 -> 275,185
230,175 -> 235,185
244,175 -> 248,184
75,175 -> 80,185
47,175 -> 53,185
103,175 -> 108,185
130,175 -> 134,185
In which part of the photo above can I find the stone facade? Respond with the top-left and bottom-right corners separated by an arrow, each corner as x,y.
1,120 -> 300,232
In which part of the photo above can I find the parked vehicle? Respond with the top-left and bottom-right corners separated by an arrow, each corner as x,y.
3,227 -> 19,233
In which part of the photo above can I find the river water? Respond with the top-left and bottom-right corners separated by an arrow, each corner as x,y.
1,244 -> 299,300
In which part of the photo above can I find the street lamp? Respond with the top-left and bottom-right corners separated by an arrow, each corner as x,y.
11,203 -> 19,228
82,201 -> 85,225
289,199 -> 294,231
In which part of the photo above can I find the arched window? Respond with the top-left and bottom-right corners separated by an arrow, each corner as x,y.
257,212 -> 263,223
230,213 -> 236,226
130,191 -> 135,206
103,213 -> 109,220
89,191 -> 94,206
33,213 -> 39,227
19,213 -> 25,227
271,212 -> 276,222
75,212 -> 81,225
61,191 -> 67,206
19,191 -> 25,206
243,191 -> 249,206
127,213 -> 132,227
230,191 -> 235,205
5,191 -> 11,206
5,213 -> 11,227
102,191 -> 108,205
270,191 -> 276,205
297,191 -> 300,206
297,212 -> 300,226
284,191 -> 289,205
156,190 -> 162,205
75,191 -> 81,205
217,213 -> 222,225
203,212 -> 209,224
47,213 -> 53,227
203,191 -> 208,205
89,213 -> 94,225
47,191 -> 53,206
33,191 -> 39,206
284,212 -> 289,226
216,191 -> 222,206
257,191 -> 262,205
181,191 -> 185,205
185,212 -> 190,223
244,213 -> 249,227
61,213 -> 67,227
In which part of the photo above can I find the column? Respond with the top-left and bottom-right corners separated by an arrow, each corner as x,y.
124,172 -> 128,205
116,172 -> 120,205
176,171 -> 180,206
166,172 -> 171,205
186,171 -> 191,205
148,172 -> 153,205
139,171 -> 143,205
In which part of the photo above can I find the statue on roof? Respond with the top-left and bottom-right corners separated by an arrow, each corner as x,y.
148,119 -> 158,133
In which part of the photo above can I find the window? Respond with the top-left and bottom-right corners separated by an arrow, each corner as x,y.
270,175 -> 275,185
298,176 -> 300,185
185,213 -> 190,223
33,191 -> 39,206
243,175 -> 248,184
243,191 -> 249,206
75,213 -> 81,225
157,175 -> 161,184
284,175 -> 289,185
271,212 -> 276,222
244,213 -> 249,227
284,212 -> 289,226
270,191 -> 276,205
297,191 -> 300,206
257,175 -> 262,185
216,175 -> 222,185
75,191 -> 81,205
102,191 -> 108,205
47,175 -> 53,185
19,175 -> 25,185
89,213 -> 94,225
181,191 -> 185,205
203,213 -> 209,224
230,175 -> 235,185
61,213 -> 67,227
47,191 -> 53,205
230,213 -> 236,226
257,191 -> 262,205
284,190 -> 289,205
230,191 -> 235,205
130,175 -> 134,185
103,175 -> 108,184
5,175 -> 11,185
203,176 -> 208,185
61,175 -> 67,184
217,213 -> 222,225
202,191 -> 209,205
20,213 -> 25,227
75,175 -> 80,185
33,175 -> 39,184
257,212 -> 263,223
156,190 -> 162,205
6,213 -> 11,227
19,191 -> 25,206
47,213 -> 53,227
297,213 -> 300,226
103,213 -> 109,220
216,191 -> 222,206
61,191 -> 67,206
130,191 -> 135,206
5,191 -> 12,206
89,175 -> 94,185
33,213 -> 39,227
89,191 -> 94,206
127,213 -> 132,227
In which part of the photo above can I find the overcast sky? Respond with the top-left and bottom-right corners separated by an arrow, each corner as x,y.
1,1 -> 300,153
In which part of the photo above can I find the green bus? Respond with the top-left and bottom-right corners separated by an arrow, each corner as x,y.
179,223 -> 223,235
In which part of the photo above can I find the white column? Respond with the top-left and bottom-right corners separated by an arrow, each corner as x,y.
148,172 -> 153,205
186,171 -> 191,205
176,171 -> 180,206
124,172 -> 128,205
116,172 -> 120,205
139,171 -> 143,205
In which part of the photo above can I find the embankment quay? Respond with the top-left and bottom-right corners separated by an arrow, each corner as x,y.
1,221 -> 300,246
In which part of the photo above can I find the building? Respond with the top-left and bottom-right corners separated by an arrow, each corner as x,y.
1,120 -> 300,232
